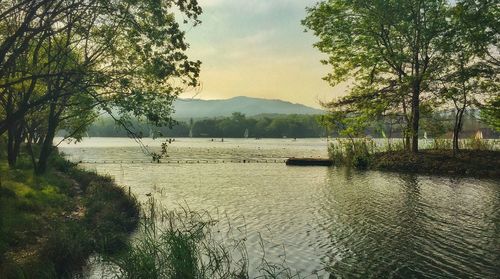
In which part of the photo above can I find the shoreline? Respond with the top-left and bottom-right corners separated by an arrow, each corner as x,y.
369,150 -> 500,179
0,151 -> 140,277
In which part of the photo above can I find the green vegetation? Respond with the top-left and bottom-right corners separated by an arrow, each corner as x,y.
0,0 -> 202,173
0,148 -> 140,278
372,149 -> 500,178
327,138 -> 499,177
303,0 -> 499,155
84,113 -> 326,138
102,199 -> 302,279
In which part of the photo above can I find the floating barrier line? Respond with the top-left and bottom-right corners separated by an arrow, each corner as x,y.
77,159 -> 288,164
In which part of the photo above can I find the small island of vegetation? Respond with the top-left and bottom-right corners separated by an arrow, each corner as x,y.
303,0 -> 499,176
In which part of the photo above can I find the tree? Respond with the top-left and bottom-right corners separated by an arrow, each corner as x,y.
432,0 -> 499,155
0,0 -> 203,173
481,95 -> 500,131
303,0 -> 450,153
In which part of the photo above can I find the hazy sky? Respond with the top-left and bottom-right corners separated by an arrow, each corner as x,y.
180,0 -> 348,108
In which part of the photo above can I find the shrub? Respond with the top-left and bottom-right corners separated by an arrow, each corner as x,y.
0,187 -> 16,199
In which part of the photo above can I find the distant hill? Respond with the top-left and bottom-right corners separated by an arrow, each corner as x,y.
173,96 -> 324,119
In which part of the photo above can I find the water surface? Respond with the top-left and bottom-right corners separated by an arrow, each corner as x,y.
59,138 -> 500,278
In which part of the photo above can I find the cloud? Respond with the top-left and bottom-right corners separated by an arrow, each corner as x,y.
182,0 -> 341,107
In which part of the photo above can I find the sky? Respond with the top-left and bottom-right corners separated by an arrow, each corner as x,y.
179,0 -> 348,108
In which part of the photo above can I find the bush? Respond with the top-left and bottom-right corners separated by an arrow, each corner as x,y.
0,187 -> 16,199
353,154 -> 369,170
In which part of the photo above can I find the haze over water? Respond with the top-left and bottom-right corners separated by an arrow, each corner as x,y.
59,138 -> 500,278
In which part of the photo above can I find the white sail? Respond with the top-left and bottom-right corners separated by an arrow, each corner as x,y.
244,128 -> 249,138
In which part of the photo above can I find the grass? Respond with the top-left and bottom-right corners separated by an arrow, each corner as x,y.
328,138 -> 377,169
0,148 -> 140,278
328,137 -> 500,178
101,199 -> 304,279
104,199 -> 249,279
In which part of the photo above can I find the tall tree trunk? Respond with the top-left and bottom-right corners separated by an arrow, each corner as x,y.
405,126 -> 411,152
411,81 -> 420,153
452,109 -> 464,156
7,121 -> 17,167
36,113 -> 58,175
402,95 -> 411,152
7,120 -> 24,167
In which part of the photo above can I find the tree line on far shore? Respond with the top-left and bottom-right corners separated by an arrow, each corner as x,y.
78,110 -> 497,139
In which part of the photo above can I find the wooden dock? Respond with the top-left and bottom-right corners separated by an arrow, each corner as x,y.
285,158 -> 333,166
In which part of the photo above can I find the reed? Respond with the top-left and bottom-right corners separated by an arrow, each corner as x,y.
104,199 -> 305,279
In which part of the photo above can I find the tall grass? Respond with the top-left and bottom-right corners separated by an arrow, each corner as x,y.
328,138 -> 378,169
105,198 -> 248,279
461,137 -> 497,150
103,199 -> 304,279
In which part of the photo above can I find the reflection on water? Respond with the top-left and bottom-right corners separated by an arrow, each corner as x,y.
59,138 -> 500,278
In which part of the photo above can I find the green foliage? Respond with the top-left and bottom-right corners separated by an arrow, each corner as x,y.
430,139 -> 452,150
39,221 -> 94,277
0,0 -> 203,173
420,111 -> 450,139
328,139 -> 377,169
84,177 -> 140,253
462,137 -> 496,151
303,0 -> 498,152
480,95 -> 500,131
85,114 -> 326,138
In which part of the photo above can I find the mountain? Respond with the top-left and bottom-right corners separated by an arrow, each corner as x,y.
173,96 -> 324,119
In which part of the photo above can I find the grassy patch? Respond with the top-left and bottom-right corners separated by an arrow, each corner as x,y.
0,150 -> 140,278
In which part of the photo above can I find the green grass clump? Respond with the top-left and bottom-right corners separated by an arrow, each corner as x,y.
328,139 -> 376,169
104,199 -> 307,279
461,137 -> 497,150
108,200 -> 248,279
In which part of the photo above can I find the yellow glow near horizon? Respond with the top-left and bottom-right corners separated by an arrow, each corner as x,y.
179,0 -> 348,108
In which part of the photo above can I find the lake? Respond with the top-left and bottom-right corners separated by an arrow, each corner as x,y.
58,137 -> 500,278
